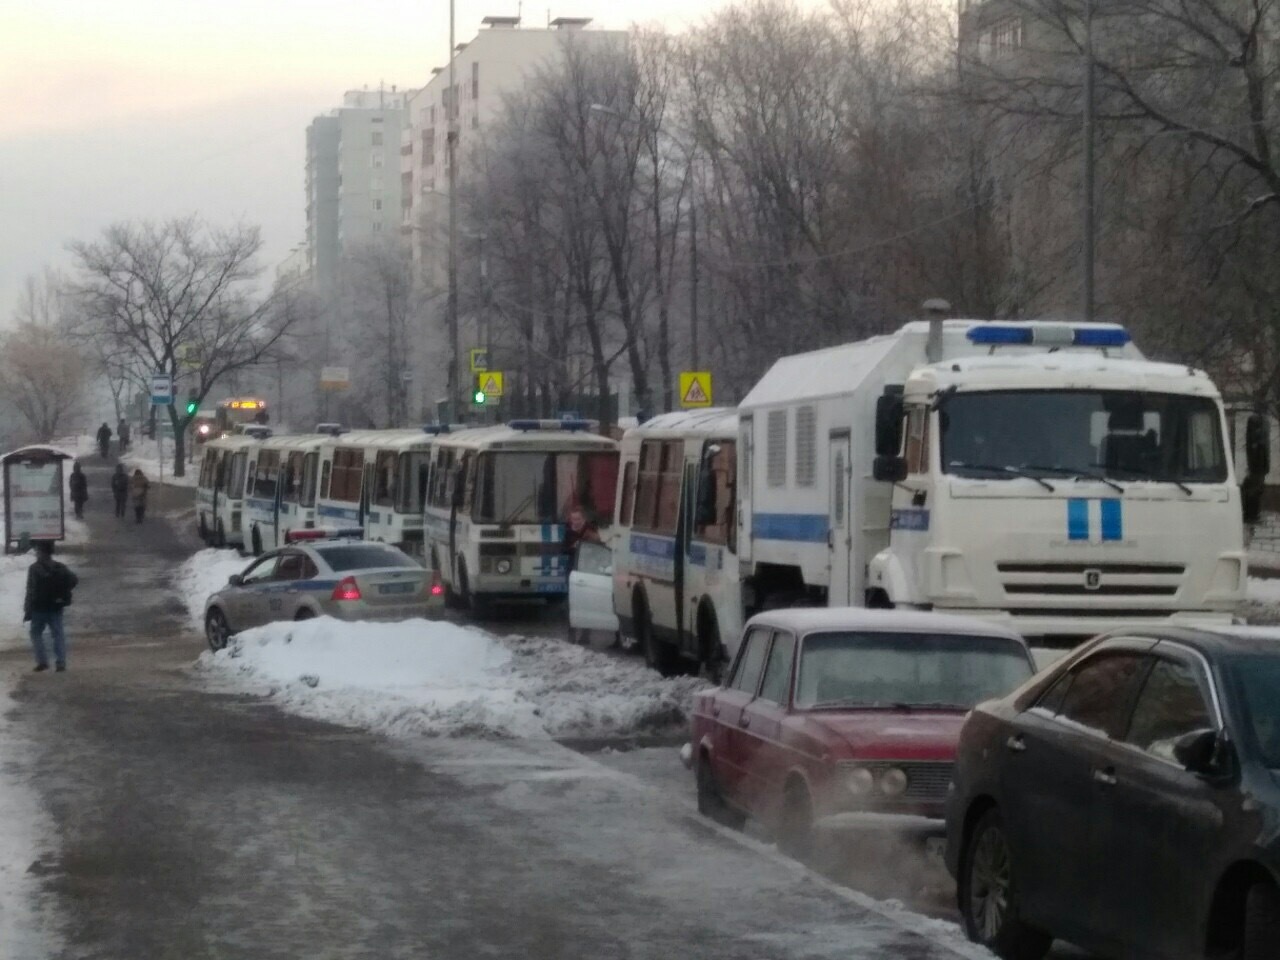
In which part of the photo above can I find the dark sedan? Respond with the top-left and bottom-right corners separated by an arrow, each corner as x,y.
945,627 -> 1280,960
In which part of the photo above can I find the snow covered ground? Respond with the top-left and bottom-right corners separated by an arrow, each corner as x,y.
122,436 -> 197,488
196,617 -> 709,741
174,548 -> 251,630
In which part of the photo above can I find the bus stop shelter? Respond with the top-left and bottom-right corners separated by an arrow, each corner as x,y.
3,445 -> 73,553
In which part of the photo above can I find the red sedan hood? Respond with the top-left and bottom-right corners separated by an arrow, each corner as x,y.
800,710 -> 966,762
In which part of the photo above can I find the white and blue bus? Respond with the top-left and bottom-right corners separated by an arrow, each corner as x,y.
314,430 -> 437,560
196,435 -> 263,549
610,409 -> 741,676
242,435 -> 325,554
423,420 -> 619,610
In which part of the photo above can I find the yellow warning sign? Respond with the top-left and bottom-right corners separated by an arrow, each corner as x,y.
478,371 -> 505,397
679,371 -> 713,408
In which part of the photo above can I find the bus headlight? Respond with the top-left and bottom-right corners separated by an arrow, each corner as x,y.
879,767 -> 909,797
496,558 -> 512,575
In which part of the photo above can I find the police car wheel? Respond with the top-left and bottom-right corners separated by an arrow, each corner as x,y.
205,608 -> 231,652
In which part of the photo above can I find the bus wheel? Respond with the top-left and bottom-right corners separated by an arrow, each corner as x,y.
697,605 -> 725,680
251,525 -> 263,556
637,597 -> 680,678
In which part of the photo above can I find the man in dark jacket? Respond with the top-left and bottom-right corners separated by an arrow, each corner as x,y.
24,541 -> 78,672
96,422 -> 112,459
68,462 -> 88,519
110,464 -> 129,519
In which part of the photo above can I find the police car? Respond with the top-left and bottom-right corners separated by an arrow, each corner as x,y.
203,530 -> 443,651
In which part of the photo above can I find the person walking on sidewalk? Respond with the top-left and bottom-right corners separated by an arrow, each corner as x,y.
110,464 -> 129,519
96,422 -> 112,459
130,468 -> 151,523
24,541 -> 78,672
117,418 -> 131,454
68,462 -> 89,519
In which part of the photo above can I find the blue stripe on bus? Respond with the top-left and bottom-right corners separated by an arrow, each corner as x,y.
318,504 -> 361,522
630,533 -> 677,559
1100,499 -> 1123,542
752,513 -> 828,543
1067,499 -> 1089,541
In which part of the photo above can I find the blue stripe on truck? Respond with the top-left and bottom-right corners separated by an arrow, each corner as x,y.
752,513 -> 828,543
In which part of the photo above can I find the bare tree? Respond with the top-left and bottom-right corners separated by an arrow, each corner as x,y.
68,216 -> 299,476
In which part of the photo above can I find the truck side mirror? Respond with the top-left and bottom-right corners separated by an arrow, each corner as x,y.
875,387 -> 904,457
1246,414 -> 1270,478
873,455 -> 907,484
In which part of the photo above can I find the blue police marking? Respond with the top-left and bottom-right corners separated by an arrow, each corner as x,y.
1067,499 -> 1089,541
631,533 -> 677,559
1100,499 -> 1123,542
890,509 -> 930,532
318,504 -> 361,522
752,513 -> 828,543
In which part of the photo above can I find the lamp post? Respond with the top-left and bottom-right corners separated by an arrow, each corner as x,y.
446,0 -> 460,420
1082,0 -> 1096,322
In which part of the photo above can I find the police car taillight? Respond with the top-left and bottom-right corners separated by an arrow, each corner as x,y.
331,577 -> 362,601
428,570 -> 444,597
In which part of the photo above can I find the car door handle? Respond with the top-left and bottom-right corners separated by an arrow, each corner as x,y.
1005,735 -> 1026,753
1093,767 -> 1117,786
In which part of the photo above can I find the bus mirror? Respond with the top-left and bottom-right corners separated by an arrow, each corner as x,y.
875,388 -> 904,457
1246,415 -> 1270,478
873,455 -> 907,484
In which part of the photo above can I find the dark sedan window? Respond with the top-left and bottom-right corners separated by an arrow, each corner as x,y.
730,628 -> 770,694
1055,653 -> 1147,738
1232,656 -> 1280,769
794,632 -> 1033,709
1124,659 -> 1214,762
315,544 -> 415,572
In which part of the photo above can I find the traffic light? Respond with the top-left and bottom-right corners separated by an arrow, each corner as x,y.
473,388 -> 487,405
185,395 -> 198,416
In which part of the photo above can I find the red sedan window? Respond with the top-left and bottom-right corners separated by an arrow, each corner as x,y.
730,628 -> 770,694
758,632 -> 795,704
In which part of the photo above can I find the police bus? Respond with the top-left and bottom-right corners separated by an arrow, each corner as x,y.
195,435 -> 264,548
314,430 -> 436,560
610,409 -> 740,676
423,420 -> 618,610
242,435 -> 325,554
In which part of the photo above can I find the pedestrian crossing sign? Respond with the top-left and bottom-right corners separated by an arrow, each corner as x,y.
679,371 -> 712,408
477,371 -> 504,397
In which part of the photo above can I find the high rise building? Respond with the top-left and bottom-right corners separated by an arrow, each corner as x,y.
304,87 -> 416,289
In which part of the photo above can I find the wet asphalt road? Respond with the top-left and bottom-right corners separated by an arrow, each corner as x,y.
1,458 -> 985,960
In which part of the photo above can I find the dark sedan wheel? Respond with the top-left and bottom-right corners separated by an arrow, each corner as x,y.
205,608 -> 231,652
696,754 -> 745,830
1244,883 -> 1280,960
959,808 -> 1051,960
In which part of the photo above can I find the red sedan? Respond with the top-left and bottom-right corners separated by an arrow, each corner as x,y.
687,608 -> 1036,858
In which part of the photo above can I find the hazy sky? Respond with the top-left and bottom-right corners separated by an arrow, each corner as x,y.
0,0 -> 837,321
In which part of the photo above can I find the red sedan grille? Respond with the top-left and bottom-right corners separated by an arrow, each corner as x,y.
839,760 -> 954,803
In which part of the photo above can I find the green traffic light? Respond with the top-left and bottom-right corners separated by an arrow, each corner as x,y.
473,390 -> 487,405
185,401 -> 198,415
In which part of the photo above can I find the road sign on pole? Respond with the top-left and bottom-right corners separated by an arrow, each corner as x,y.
150,373 -> 174,406
320,366 -> 350,391
470,348 -> 490,373
477,371 -> 504,397
679,371 -> 713,408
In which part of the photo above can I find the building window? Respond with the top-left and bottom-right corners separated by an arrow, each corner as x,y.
983,17 -> 1023,60
371,176 -> 383,191
372,198 -> 383,212
371,152 -> 384,168
372,131 -> 383,146
373,221 -> 383,233
472,61 -> 480,99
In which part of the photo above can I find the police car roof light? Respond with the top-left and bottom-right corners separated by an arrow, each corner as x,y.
1072,327 -> 1131,347
965,325 -> 1034,345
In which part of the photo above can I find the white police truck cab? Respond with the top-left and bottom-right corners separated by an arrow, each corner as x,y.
611,409 -> 741,676
739,319 -> 1245,647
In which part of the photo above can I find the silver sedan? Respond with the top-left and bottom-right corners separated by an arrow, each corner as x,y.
203,539 -> 442,650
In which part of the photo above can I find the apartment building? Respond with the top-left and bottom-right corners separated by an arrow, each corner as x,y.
400,16 -> 626,268
305,87 -> 415,288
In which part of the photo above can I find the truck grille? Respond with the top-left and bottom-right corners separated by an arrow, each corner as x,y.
838,760 -> 954,803
996,561 -> 1185,601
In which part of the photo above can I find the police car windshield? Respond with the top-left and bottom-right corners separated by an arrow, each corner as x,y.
315,544 -> 415,572
940,390 -> 1226,486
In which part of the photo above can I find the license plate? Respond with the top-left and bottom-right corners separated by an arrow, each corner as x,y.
378,581 -> 416,595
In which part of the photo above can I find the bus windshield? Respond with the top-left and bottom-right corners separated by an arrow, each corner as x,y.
472,451 -> 618,526
397,452 -> 431,514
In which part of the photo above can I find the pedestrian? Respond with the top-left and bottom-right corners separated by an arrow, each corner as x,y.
110,464 -> 129,519
24,540 -> 78,672
68,462 -> 88,519
117,418 -> 131,454
96,422 -> 112,459
130,469 -> 150,523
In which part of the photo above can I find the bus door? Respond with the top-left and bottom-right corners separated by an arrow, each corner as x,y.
675,457 -> 697,657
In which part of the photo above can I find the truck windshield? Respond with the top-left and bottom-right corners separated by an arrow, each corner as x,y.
795,631 -> 1034,710
472,451 -> 618,526
940,390 -> 1227,485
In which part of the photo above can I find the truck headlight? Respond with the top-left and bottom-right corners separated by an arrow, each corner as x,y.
496,558 -> 512,575
879,767 -> 908,796
846,767 -> 874,795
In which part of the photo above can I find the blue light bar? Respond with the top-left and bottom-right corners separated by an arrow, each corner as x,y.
966,325 -> 1034,345
421,424 -> 451,435
1072,327 -> 1131,347
508,418 -> 594,432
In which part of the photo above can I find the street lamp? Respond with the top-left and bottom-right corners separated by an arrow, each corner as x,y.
446,0 -> 460,421
589,104 -> 702,370
1082,0 -> 1096,322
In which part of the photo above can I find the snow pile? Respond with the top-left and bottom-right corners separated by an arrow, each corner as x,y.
1243,577 -> 1280,625
196,617 -> 708,741
174,548 -> 251,629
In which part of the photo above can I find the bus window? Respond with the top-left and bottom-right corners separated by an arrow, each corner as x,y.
373,450 -> 397,507
281,453 -> 302,504
300,453 -> 319,507
253,451 -> 280,500
319,458 -> 332,500
227,454 -> 248,500
330,448 -> 364,503
397,452 -> 430,514
471,451 -> 616,526
429,449 -> 455,508
654,442 -> 682,534
634,442 -> 662,530
695,441 -> 735,547
618,460 -> 637,526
